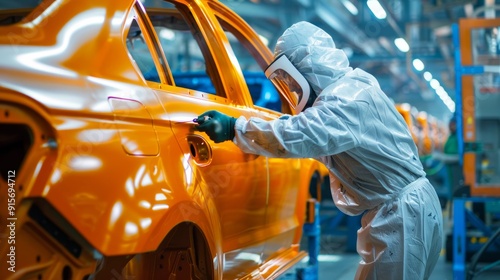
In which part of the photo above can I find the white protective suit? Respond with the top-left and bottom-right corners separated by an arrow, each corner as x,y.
233,22 -> 443,279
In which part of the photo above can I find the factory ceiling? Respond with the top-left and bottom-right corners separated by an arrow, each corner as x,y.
2,0 -> 498,121
218,0 -> 500,121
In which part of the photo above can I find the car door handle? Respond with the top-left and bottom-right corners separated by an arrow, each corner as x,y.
187,134 -> 212,165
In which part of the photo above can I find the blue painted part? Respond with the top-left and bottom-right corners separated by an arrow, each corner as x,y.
319,204 -> 360,253
452,23 -> 464,166
304,202 -> 321,267
171,71 -> 282,111
453,199 -> 466,280
464,197 -> 498,203
465,209 -> 493,236
461,66 -> 485,75
280,272 -> 299,280
321,210 -> 344,230
466,241 -> 500,252
453,197 -> 500,280
295,200 -> 320,280
464,204 -> 500,250
451,23 -> 487,168
279,204 -> 321,279
297,266 -> 319,280
347,215 -> 361,253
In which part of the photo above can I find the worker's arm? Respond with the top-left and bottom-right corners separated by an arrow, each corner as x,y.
233,95 -> 367,158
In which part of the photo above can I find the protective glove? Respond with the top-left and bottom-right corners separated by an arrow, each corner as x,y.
195,110 -> 236,143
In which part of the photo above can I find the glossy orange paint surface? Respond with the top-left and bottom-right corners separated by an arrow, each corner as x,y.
416,111 -> 432,156
396,104 -> 448,157
458,18 -> 500,197
395,103 -> 422,152
0,1 -> 326,278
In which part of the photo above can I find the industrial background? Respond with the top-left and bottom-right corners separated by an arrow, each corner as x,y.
214,0 -> 497,122
0,0 -> 499,280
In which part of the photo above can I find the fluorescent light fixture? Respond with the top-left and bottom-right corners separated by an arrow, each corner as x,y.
435,86 -> 447,98
412,59 -> 424,71
445,99 -> 456,113
423,71 -> 432,81
367,0 -> 387,19
341,0 -> 358,15
394,38 -> 409,52
430,79 -> 440,89
258,35 -> 269,46
433,85 -> 455,112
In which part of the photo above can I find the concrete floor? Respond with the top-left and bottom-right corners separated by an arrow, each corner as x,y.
282,232 -> 500,280
310,252 -> 500,280
279,199 -> 500,280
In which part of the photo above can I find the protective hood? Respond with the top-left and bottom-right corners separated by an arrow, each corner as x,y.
265,54 -> 312,114
273,21 -> 352,96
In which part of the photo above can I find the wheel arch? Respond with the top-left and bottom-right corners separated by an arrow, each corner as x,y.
97,200 -> 223,280
146,199 -> 223,278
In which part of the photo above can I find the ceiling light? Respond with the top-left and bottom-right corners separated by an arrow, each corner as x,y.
367,0 -> 387,19
423,71 -> 432,81
445,99 -> 456,113
433,86 -> 455,113
341,0 -> 358,15
412,59 -> 424,71
430,79 -> 440,89
435,87 -> 446,98
394,38 -> 409,52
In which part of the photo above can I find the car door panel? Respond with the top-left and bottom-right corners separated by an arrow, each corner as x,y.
0,0 -> 317,278
151,87 -> 269,277
211,9 -> 310,261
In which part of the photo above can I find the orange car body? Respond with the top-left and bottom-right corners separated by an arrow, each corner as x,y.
427,115 -> 445,152
0,1 -> 327,279
416,111 -> 433,156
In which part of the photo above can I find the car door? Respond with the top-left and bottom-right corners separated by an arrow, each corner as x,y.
208,2 -> 306,262
131,3 -> 269,277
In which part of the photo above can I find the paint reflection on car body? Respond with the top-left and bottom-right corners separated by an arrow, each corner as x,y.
0,0 -> 328,279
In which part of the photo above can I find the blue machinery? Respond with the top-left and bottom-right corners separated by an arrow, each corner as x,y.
283,18 -> 500,280
297,200 -> 321,280
453,197 -> 500,280
281,198 -> 361,280
281,200 -> 321,280
451,20 -> 500,280
319,203 -> 360,254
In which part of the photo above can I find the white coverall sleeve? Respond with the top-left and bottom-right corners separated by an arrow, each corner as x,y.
233,96 -> 368,158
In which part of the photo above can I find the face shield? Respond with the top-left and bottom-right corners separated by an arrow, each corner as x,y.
264,54 -> 311,114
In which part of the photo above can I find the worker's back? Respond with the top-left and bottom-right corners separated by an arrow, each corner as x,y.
315,68 -> 426,214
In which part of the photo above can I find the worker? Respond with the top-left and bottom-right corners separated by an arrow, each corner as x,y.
195,21 -> 443,279
433,115 -> 464,216
442,116 -> 463,193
